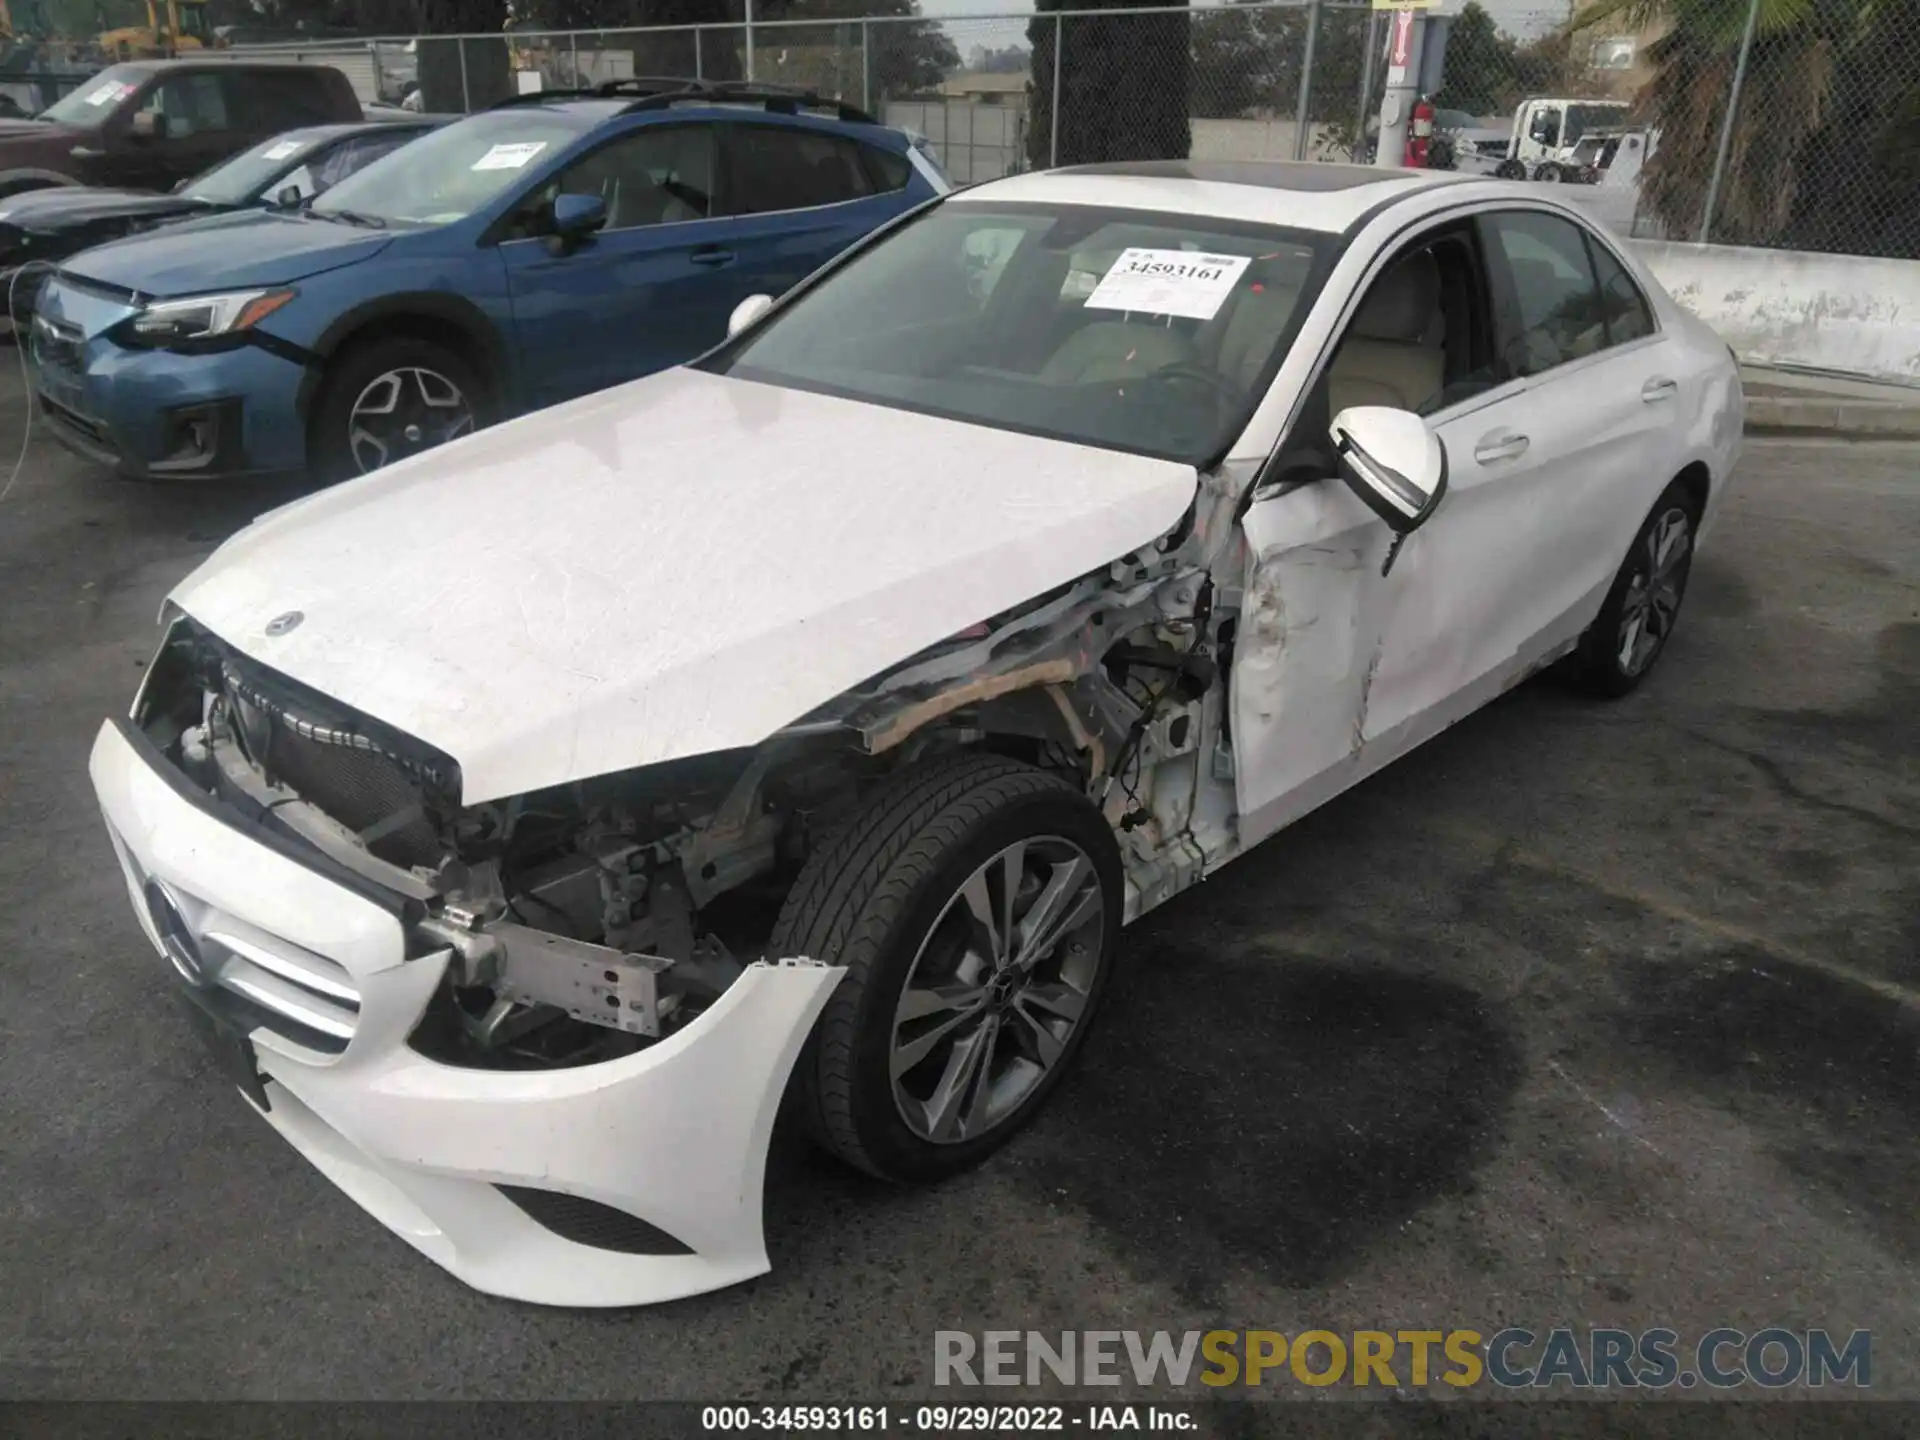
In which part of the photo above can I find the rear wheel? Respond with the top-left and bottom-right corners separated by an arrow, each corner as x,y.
1571,479 -> 1700,697
1494,159 -> 1527,180
311,334 -> 489,481
770,752 -> 1122,1182
1533,161 -> 1564,183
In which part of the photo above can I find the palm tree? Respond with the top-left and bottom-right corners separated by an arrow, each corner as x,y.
1575,0 -> 1833,243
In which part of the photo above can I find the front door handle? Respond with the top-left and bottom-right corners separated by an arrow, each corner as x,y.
1642,376 -> 1678,403
1474,431 -> 1530,463
689,246 -> 735,268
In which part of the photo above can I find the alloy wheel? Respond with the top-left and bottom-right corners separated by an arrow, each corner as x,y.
1616,506 -> 1692,676
346,366 -> 475,475
889,835 -> 1106,1145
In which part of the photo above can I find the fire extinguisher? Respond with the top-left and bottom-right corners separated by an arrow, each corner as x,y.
1408,96 -> 1436,169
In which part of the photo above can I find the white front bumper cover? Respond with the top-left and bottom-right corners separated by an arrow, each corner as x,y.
89,717 -> 844,1308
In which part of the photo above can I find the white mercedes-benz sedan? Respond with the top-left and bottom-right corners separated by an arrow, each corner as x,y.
91,160 -> 1743,1307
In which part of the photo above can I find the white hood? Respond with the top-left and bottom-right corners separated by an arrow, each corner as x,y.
174,368 -> 1197,803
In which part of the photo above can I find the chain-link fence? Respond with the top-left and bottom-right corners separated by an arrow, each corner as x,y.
200,0 -> 1919,260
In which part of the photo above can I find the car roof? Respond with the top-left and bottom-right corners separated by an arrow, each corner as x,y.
268,119 -> 437,146
955,160 -> 1473,234
114,58 -> 343,76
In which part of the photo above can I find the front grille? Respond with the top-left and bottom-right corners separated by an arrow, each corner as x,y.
41,395 -> 105,443
261,722 -> 444,870
221,657 -> 451,872
496,1186 -> 694,1255
108,827 -> 361,1055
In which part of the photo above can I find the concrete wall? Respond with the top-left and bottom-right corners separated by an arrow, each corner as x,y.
1189,117 -> 1343,164
1630,241 -> 1920,385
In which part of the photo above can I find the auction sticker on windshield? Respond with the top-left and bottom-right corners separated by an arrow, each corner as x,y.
1084,248 -> 1252,320
83,80 -> 134,107
263,140 -> 304,160
472,142 -> 549,171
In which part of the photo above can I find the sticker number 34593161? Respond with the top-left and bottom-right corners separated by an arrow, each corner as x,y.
1083,247 -> 1252,321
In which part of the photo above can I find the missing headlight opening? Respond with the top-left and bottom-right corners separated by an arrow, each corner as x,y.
132,529 -> 1233,1075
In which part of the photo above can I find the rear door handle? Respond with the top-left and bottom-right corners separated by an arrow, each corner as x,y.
1474,431 -> 1530,463
689,247 -> 735,268
1642,376 -> 1678,403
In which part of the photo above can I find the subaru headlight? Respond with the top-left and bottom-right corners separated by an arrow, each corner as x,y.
116,288 -> 296,349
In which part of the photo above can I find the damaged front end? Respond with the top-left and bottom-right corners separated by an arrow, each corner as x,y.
103,466 -> 1252,1303
131,616 -> 870,1070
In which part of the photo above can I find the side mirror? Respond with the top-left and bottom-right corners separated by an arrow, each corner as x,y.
274,184 -> 303,208
548,192 -> 606,251
130,111 -> 167,141
728,292 -> 774,337
1329,406 -> 1447,576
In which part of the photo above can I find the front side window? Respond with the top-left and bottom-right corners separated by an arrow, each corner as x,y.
1528,107 -> 1561,148
1481,210 -> 1608,376
181,131 -> 322,204
703,201 -> 1327,465
139,73 -> 231,136
727,126 -> 873,214
509,124 -> 715,236
312,111 -> 589,227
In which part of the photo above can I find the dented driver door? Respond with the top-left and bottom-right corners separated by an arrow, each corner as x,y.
1230,478 -> 1395,846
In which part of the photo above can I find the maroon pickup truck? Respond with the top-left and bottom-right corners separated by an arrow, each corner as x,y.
0,59 -> 362,202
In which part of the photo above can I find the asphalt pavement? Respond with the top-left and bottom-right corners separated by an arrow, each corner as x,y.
2,356 -> 1917,1410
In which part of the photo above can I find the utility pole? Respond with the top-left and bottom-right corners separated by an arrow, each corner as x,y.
1373,10 -> 1423,167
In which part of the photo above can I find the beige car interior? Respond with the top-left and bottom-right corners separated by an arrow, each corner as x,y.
1326,250 -> 1447,416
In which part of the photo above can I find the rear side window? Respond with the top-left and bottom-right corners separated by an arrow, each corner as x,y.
726,126 -> 873,214
1480,210 -> 1608,376
1587,238 -> 1655,346
860,143 -> 911,193
241,70 -> 342,129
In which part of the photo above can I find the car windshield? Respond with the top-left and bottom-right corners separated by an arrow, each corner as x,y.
37,66 -> 145,127
703,202 -> 1328,465
182,132 -> 323,205
310,111 -> 585,226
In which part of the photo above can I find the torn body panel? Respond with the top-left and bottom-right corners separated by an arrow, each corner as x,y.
91,715 -> 845,1308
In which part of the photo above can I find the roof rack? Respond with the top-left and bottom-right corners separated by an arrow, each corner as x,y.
603,77 -> 877,124
485,78 -> 698,109
486,87 -> 600,109
484,76 -> 878,124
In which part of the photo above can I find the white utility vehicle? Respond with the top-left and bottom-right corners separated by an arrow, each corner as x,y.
1491,97 -> 1634,182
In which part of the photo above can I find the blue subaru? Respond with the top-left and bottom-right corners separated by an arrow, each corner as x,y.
30,80 -> 949,481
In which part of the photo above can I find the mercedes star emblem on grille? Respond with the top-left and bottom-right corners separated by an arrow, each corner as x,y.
264,610 -> 304,637
143,878 -> 207,986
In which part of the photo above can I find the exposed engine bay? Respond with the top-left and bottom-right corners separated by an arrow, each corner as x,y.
131,468 -> 1254,1072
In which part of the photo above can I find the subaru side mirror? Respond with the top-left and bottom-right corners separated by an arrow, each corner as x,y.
548,192 -> 606,253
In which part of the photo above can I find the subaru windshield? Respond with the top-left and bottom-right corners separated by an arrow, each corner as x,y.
702,201 -> 1328,466
310,111 -> 586,227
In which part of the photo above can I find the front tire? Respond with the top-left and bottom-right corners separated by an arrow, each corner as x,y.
1571,480 -> 1700,697
310,334 -> 489,482
770,752 -> 1123,1182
